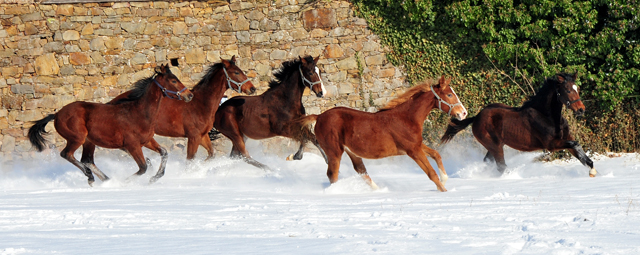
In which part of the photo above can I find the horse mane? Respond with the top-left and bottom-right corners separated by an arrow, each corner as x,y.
378,81 -> 432,111
520,73 -> 574,109
267,56 -> 314,90
193,62 -> 227,91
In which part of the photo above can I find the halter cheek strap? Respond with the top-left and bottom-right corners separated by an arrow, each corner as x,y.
431,85 -> 462,115
299,65 -> 322,88
556,87 -> 582,107
223,67 -> 250,93
154,79 -> 188,100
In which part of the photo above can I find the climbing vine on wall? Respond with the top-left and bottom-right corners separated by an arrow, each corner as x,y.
351,0 -> 640,153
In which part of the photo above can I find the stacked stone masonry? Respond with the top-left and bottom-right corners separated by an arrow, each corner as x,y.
0,0 -> 408,161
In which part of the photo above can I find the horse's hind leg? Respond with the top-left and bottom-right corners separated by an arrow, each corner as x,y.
286,142 -> 305,161
421,144 -> 448,185
80,141 -> 109,182
144,139 -> 168,183
483,151 -> 495,163
345,149 -> 378,189
407,149 -> 446,192
61,141 -> 95,186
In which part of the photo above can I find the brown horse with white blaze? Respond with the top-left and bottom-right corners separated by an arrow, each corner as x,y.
296,76 -> 467,192
28,64 -> 193,186
440,73 -> 597,177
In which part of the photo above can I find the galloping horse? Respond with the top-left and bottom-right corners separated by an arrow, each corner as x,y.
103,56 -> 255,160
441,73 -> 597,177
296,76 -> 467,192
28,65 -> 193,186
214,56 -> 325,169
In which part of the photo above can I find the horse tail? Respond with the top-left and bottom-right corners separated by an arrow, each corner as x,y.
440,117 -> 475,144
292,115 -> 319,143
28,114 -> 56,152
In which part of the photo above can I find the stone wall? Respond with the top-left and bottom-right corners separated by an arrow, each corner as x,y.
0,0 -> 407,161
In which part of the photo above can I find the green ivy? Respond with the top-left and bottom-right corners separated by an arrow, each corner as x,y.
352,0 -> 640,153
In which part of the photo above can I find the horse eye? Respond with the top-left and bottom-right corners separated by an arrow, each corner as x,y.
447,94 -> 453,98
235,72 -> 240,75
172,80 -> 176,84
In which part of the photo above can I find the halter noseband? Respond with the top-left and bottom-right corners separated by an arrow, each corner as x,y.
555,84 -> 582,107
154,79 -> 188,100
223,67 -> 250,93
431,85 -> 462,115
299,65 -> 322,88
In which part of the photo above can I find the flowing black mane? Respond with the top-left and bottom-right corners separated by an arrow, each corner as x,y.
267,56 -> 313,90
520,73 -> 574,110
193,62 -> 227,91
111,75 -> 156,105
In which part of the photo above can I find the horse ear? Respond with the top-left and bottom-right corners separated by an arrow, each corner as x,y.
313,55 -> 320,64
557,75 -> 565,84
572,72 -> 577,81
154,65 -> 163,74
435,75 -> 446,88
220,57 -> 231,68
300,56 -> 307,65
443,77 -> 451,90
231,55 -> 237,63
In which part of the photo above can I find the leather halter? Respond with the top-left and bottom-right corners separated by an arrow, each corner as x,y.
299,65 -> 322,88
223,67 -> 250,93
431,85 -> 462,115
154,79 -> 187,100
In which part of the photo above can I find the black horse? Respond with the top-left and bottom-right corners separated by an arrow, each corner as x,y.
441,73 -> 597,177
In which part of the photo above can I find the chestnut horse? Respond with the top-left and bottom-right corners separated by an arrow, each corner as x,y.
296,76 -> 467,192
440,73 -> 597,177
28,65 -> 193,186
214,56 -> 325,169
102,56 -> 255,161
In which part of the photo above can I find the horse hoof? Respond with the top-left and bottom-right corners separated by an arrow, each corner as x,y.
286,154 -> 294,161
589,168 -> 597,177
87,180 -> 94,187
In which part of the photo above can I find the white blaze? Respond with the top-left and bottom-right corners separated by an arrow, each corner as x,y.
315,66 -> 326,97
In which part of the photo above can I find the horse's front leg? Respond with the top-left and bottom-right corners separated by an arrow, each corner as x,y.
552,140 -> 596,177
421,144 -> 448,186
407,149 -> 447,192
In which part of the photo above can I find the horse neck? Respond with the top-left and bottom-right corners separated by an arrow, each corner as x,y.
135,82 -> 164,121
529,87 -> 564,119
387,92 -> 437,124
193,69 -> 227,113
266,71 -> 305,104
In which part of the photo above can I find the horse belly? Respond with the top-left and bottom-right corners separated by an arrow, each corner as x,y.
344,131 -> 400,159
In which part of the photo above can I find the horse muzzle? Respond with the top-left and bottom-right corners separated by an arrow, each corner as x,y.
182,93 -> 194,102
574,108 -> 585,117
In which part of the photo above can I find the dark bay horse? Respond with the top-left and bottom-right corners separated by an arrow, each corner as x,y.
440,73 -> 597,177
103,56 -> 255,161
28,65 -> 193,186
296,76 -> 468,192
214,56 -> 325,169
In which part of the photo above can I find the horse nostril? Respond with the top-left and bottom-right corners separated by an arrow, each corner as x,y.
250,87 -> 256,94
317,91 -> 323,98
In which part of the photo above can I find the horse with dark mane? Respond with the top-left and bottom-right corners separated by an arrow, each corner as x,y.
441,73 -> 597,177
102,56 -> 255,161
214,56 -> 325,169
295,76 -> 467,192
28,65 -> 193,186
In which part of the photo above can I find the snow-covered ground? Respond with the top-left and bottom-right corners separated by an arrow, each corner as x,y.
1,138 -> 639,254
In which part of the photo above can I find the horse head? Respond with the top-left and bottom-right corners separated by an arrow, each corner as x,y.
432,75 -> 467,120
154,64 -> 194,102
221,55 -> 256,95
555,73 -> 585,116
299,55 -> 326,98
